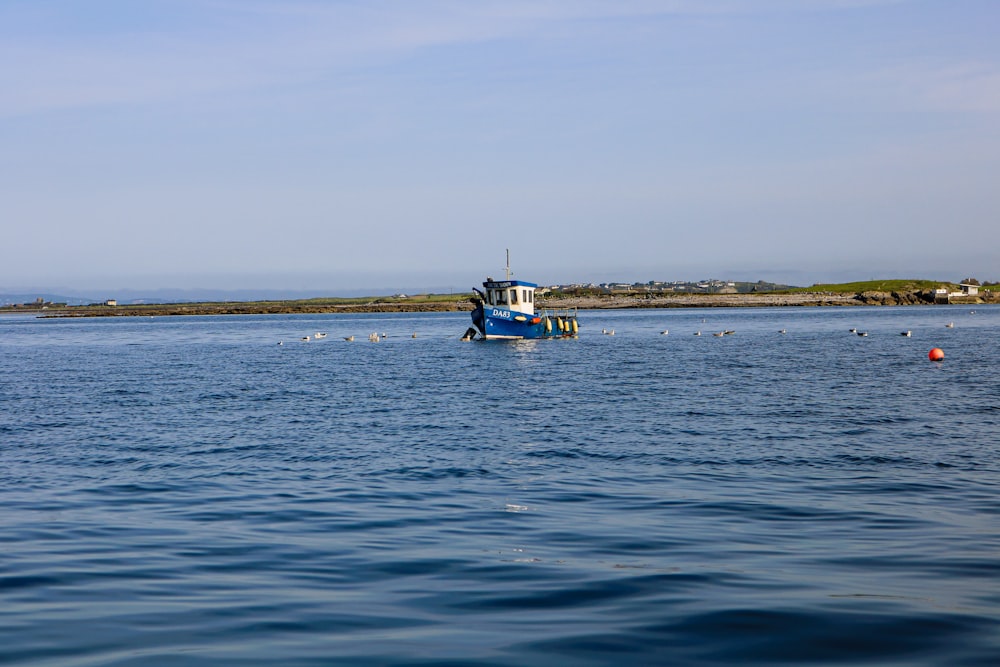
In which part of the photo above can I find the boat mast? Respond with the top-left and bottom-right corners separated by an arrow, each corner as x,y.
505,248 -> 510,281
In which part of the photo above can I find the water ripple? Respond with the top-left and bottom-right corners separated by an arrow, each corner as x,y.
2,307 -> 999,665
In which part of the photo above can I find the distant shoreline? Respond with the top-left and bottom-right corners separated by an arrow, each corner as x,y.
14,288 -> 993,318
544,291 -> 991,310
30,301 -> 474,318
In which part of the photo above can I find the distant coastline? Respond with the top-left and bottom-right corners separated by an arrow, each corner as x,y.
11,285 -> 994,318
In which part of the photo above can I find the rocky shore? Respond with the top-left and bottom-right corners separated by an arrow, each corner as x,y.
24,287 -> 994,318
540,292 -> 860,309
36,301 -> 476,318
542,288 -> 995,309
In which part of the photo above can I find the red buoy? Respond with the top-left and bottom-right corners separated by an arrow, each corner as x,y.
928,348 -> 944,361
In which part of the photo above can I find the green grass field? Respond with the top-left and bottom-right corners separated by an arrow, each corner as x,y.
786,279 -> 956,294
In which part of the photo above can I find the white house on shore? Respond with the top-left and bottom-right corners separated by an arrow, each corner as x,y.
936,284 -> 979,303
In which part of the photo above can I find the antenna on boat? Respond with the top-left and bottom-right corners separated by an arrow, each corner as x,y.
505,248 -> 511,281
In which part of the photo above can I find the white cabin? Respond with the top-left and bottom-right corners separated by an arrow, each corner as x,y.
481,279 -> 537,317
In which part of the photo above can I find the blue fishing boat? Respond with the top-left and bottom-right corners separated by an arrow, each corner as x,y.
466,251 -> 579,340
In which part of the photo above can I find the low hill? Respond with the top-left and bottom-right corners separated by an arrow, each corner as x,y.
787,279 -> 957,294
12,280 -> 996,318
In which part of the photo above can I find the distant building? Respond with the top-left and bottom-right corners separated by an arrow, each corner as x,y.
937,285 -> 979,303
105,299 -> 117,307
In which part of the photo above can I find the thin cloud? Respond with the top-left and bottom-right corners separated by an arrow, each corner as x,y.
874,62 -> 1000,112
1,0 -> 916,116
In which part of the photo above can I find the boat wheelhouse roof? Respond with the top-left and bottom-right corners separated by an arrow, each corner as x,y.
483,279 -> 538,289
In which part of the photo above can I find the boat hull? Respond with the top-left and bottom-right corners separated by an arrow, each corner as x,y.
472,303 -> 576,340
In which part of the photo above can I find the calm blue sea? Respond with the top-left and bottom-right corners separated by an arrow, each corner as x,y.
1,305 -> 998,666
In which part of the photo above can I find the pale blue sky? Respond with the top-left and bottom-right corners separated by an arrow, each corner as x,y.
2,0 -> 998,293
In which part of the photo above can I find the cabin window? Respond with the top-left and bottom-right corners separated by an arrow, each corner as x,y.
523,289 -> 530,303
496,290 -> 507,304
509,289 -> 518,304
